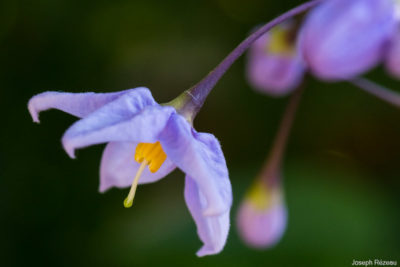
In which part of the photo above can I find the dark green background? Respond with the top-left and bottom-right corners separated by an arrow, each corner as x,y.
1,0 -> 399,266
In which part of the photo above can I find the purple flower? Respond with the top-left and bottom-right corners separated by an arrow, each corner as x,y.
28,87 -> 232,257
247,22 -> 305,96
300,0 -> 396,80
386,28 -> 400,78
237,180 -> 287,248
235,84 -> 300,249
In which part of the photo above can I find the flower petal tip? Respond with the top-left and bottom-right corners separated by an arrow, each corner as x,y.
98,184 -> 109,193
61,135 -> 77,158
28,101 -> 40,123
67,150 -> 76,159
62,142 -> 76,159
196,246 -> 222,257
31,114 -> 40,123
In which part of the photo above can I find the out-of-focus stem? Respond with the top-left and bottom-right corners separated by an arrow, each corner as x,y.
261,86 -> 304,186
350,77 -> 400,108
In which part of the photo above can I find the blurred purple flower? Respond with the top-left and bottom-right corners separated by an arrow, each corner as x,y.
300,0 -> 396,80
28,87 -> 232,257
237,180 -> 287,248
386,28 -> 400,78
236,86 -> 302,249
247,22 -> 305,96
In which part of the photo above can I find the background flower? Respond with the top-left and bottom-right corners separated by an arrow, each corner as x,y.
237,180 -> 287,248
247,22 -> 305,96
300,0 -> 396,80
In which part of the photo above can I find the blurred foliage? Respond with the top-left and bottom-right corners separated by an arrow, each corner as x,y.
0,0 -> 399,266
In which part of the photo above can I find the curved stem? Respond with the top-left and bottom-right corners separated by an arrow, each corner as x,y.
349,77 -> 400,108
185,0 -> 321,115
261,85 -> 304,186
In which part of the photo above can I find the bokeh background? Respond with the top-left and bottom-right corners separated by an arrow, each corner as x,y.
1,0 -> 399,266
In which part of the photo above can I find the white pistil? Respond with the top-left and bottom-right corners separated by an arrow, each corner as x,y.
123,161 -> 147,208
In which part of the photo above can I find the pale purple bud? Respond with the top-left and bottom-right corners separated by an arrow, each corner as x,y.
246,22 -> 305,96
300,0 -> 396,80
237,180 -> 287,248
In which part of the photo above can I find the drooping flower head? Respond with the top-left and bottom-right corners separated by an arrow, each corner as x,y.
247,21 -> 305,96
236,86 -> 302,249
237,179 -> 287,248
28,88 -> 232,256
300,0 -> 396,80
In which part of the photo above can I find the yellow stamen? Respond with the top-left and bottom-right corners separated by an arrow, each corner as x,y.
134,143 -> 145,163
134,141 -> 167,173
123,141 -> 167,208
267,26 -> 295,56
124,161 -> 147,208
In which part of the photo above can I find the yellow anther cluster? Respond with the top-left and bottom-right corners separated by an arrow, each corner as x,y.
246,181 -> 281,211
135,141 -> 167,173
123,141 -> 167,208
247,181 -> 271,210
267,26 -> 295,56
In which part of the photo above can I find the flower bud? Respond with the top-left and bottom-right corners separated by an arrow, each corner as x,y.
237,180 -> 287,248
300,0 -> 396,80
247,22 -> 305,96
